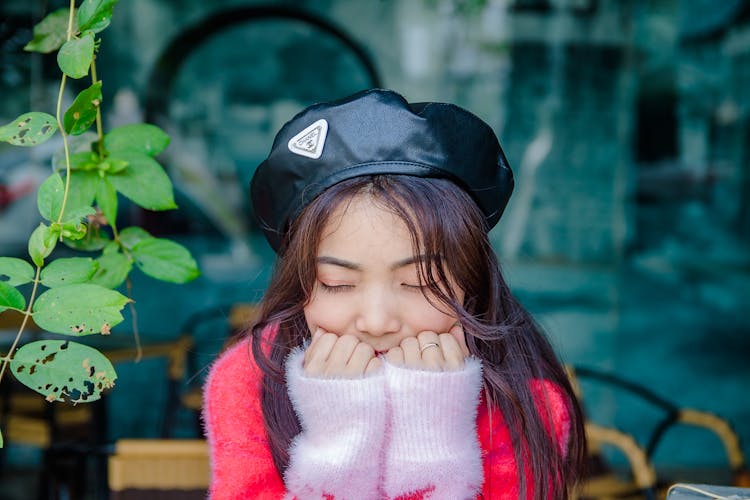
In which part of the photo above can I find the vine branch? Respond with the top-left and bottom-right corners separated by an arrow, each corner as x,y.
0,266 -> 43,383
55,0 -> 78,227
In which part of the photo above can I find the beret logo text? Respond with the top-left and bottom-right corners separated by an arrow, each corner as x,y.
288,119 -> 328,159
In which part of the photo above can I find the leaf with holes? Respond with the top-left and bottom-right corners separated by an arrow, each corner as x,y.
57,33 -> 94,79
40,258 -> 98,288
78,0 -> 119,34
63,82 -> 102,135
132,237 -> 199,284
107,152 -> 176,210
28,223 -> 58,267
104,124 -> 170,157
23,8 -> 73,54
0,112 -> 57,147
89,252 -> 131,289
0,257 -> 35,287
37,172 -> 65,222
10,340 -> 117,403
0,282 -> 26,313
33,284 -> 129,335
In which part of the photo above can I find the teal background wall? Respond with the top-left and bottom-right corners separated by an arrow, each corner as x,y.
2,0 -> 749,476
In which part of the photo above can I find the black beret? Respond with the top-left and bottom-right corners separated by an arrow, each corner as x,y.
251,89 -> 514,251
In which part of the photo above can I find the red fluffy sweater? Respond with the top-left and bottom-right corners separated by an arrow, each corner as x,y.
203,333 -> 570,499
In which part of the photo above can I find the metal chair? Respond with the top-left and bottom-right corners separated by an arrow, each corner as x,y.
569,365 -> 748,499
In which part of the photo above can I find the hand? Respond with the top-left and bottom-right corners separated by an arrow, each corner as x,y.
385,323 -> 469,371
303,329 -> 382,378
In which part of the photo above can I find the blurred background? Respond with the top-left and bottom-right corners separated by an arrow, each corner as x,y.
1,0 -> 749,498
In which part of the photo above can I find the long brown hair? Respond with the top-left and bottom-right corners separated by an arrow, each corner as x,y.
250,174 -> 586,498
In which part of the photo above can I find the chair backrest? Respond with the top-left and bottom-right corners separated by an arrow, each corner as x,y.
108,439 -> 209,500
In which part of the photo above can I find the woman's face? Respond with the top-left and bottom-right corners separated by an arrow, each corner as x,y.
303,195 -> 463,354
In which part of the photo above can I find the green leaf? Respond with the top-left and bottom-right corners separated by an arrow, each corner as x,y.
62,205 -> 96,223
60,220 -> 88,241
97,157 -> 129,174
10,340 -> 117,403
89,252 -> 132,289
56,207 -> 94,242
0,282 -> 26,313
0,257 -> 35,286
57,33 -> 94,79
102,241 -> 119,255
24,8 -> 74,54
66,170 -> 100,214
132,237 -> 199,284
78,0 -> 119,34
118,227 -> 150,250
63,81 -> 102,135
107,152 -> 177,211
40,258 -> 98,288
0,112 -> 57,147
67,151 -> 100,171
104,124 -> 170,157
33,284 -> 129,335
95,177 -> 117,227
37,172 -> 65,221
63,230 -> 110,251
28,223 -> 58,267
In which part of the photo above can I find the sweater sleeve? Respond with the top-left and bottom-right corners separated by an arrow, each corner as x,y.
382,359 -> 484,500
284,348 -> 388,500
478,379 -> 572,500
202,338 -> 287,500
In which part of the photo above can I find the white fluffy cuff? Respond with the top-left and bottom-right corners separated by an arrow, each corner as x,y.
383,358 -> 484,500
284,348 -> 387,500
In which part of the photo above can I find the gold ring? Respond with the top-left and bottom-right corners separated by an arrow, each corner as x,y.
419,342 -> 440,355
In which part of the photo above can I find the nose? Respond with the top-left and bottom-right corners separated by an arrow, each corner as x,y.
354,286 -> 401,337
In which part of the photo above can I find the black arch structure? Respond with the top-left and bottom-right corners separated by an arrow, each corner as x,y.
143,5 -> 382,124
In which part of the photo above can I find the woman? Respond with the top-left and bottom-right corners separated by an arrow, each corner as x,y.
203,89 -> 586,499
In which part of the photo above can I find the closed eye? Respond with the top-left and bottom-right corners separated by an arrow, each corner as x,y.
319,282 -> 354,293
401,283 -> 427,291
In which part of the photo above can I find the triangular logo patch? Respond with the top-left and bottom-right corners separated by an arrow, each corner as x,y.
288,119 -> 328,159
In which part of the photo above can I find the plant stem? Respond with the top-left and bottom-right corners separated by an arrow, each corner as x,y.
91,58 -> 105,158
55,0 -> 78,227
0,267 -> 42,384
0,0 -> 78,386
125,278 -> 143,362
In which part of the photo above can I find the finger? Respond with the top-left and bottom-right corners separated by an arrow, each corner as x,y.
325,335 -> 360,377
365,356 -> 382,376
449,322 -> 469,357
417,331 -> 443,371
303,328 -> 325,365
303,332 -> 338,376
401,337 -> 421,368
439,333 -> 465,371
342,341 -> 375,378
385,346 -> 404,366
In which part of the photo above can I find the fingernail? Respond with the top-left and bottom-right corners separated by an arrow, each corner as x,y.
313,328 -> 323,340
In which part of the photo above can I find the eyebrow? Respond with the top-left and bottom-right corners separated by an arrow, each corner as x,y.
316,254 -> 429,271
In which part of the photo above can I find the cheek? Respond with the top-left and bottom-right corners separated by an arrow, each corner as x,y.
400,292 -> 460,333
303,291 -> 352,334
403,304 -> 458,333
